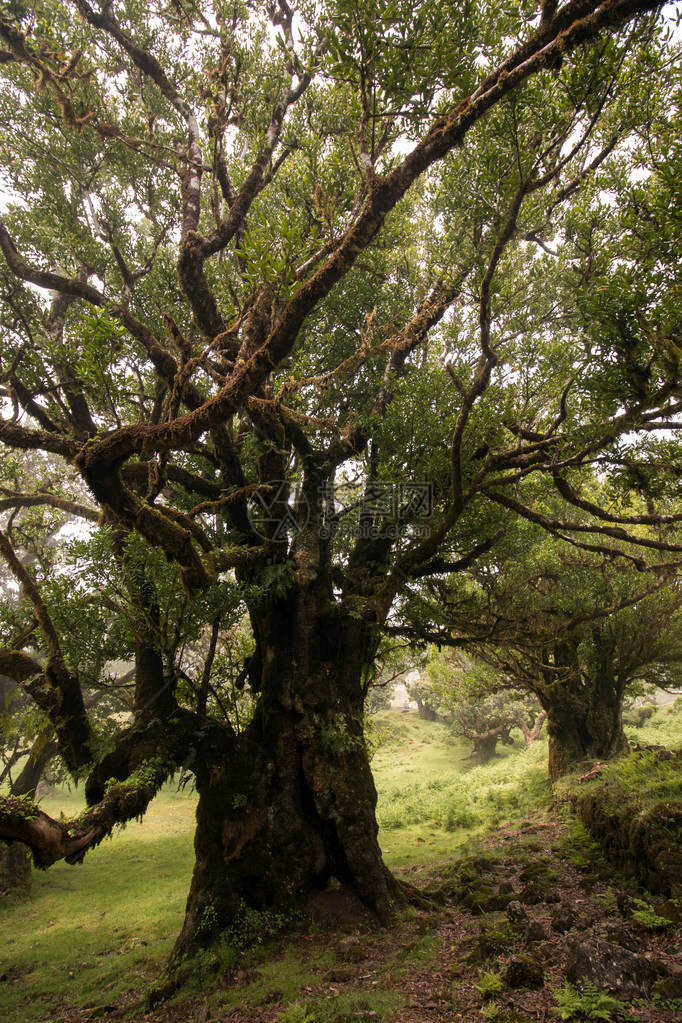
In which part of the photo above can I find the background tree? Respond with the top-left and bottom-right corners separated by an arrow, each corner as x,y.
405,672 -> 440,721
0,0 -> 679,967
425,648 -> 545,761
425,521 -> 682,778
362,638 -> 417,714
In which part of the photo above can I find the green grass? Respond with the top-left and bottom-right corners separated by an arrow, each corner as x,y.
625,695 -> 682,751
4,703 -> 678,1022
374,712 -> 552,867
0,784 -> 197,1021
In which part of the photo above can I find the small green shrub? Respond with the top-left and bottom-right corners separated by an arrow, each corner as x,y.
553,982 -> 624,1021
481,1001 -> 531,1023
630,898 -> 672,931
476,969 -> 504,1000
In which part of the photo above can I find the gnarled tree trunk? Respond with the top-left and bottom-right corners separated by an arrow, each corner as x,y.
540,681 -> 628,782
171,590 -> 400,962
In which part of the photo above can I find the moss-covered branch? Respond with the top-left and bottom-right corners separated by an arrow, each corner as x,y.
0,757 -> 170,867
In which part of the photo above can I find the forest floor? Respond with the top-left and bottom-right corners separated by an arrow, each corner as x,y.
1,705 -> 681,1023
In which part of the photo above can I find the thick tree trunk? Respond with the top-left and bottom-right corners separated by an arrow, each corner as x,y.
0,841 -> 30,894
542,684 -> 629,782
416,698 -> 438,721
471,732 -> 500,763
171,596 -> 400,963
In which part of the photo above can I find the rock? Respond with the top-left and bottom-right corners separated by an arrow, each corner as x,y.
565,940 -> 656,996
653,966 -> 682,1000
233,968 -> 260,984
525,919 -> 549,943
551,903 -> 578,933
474,921 -> 516,958
504,954 -> 544,989
653,899 -> 681,925
507,900 -> 528,925
337,936 -> 367,963
473,857 -> 499,873
519,882 -> 546,905
327,965 -> 355,982
597,922 -> 639,952
519,860 -> 555,884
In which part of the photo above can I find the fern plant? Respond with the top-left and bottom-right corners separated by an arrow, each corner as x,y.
476,970 -> 504,1001
630,898 -> 672,931
554,982 -> 624,1021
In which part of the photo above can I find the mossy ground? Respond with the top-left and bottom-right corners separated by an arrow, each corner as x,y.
0,703 -> 680,1022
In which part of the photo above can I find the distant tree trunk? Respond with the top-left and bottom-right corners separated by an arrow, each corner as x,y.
515,710 -> 547,747
170,592 -> 402,963
539,681 -> 628,782
471,731 -> 501,763
462,724 -> 511,764
12,738 -> 58,798
416,698 -> 438,721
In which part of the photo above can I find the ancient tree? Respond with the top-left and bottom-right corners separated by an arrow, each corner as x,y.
421,525 -> 682,779
0,0 -> 680,961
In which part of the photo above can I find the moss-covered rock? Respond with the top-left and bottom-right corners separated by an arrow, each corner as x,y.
504,954 -> 544,989
556,750 -> 682,897
518,881 -> 547,905
474,921 -> 517,959
435,857 -> 513,913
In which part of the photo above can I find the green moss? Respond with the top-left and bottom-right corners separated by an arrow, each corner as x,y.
475,921 -> 517,959
0,793 -> 40,822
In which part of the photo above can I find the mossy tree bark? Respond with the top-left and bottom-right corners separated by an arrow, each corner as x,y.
0,841 -> 30,893
0,731 -> 57,896
538,668 -> 629,782
171,591 -> 400,962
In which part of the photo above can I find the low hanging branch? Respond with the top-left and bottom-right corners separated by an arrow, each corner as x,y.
0,756 -> 170,867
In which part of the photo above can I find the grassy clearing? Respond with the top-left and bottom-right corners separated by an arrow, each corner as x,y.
374,711 -> 552,868
1,702 -> 680,1022
625,696 -> 682,750
0,786 -> 197,1021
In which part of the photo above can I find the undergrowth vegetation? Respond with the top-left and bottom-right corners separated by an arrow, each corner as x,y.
0,701 -> 680,1022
